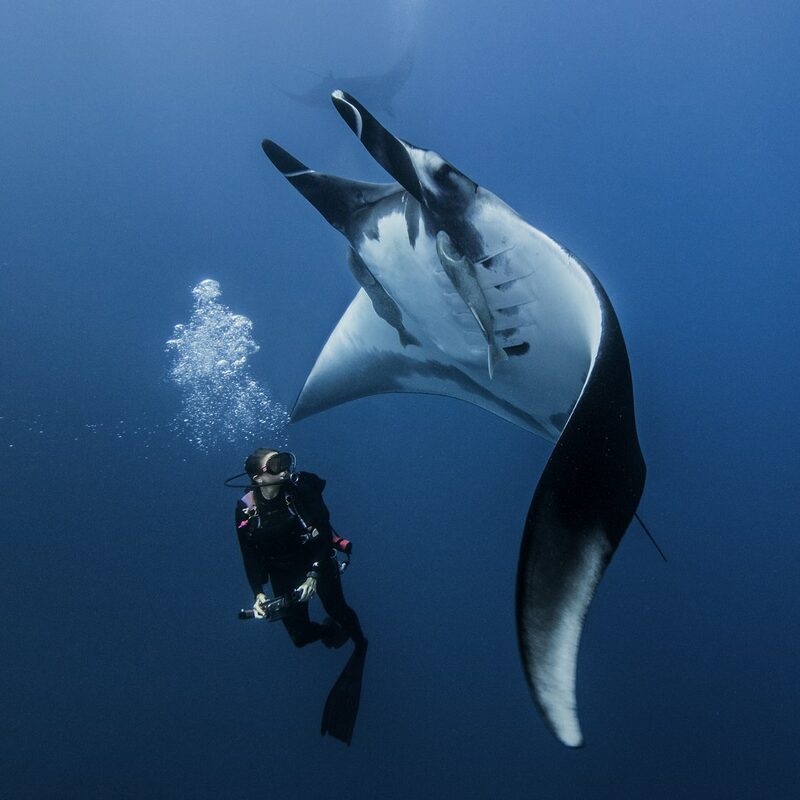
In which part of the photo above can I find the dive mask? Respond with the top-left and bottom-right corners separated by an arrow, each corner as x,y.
262,451 -> 296,476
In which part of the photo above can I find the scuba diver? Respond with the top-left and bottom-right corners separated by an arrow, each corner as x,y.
231,447 -> 367,744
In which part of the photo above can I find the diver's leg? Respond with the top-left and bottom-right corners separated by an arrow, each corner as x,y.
316,557 -> 366,646
281,605 -> 328,648
318,558 -> 369,743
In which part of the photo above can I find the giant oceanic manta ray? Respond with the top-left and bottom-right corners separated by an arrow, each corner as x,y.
276,48 -> 413,117
261,91 -> 646,747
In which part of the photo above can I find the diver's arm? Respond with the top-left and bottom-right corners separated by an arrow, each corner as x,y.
290,474 -> 335,583
296,576 -> 317,602
305,510 -> 334,581
296,497 -> 324,599
295,472 -> 333,536
236,504 -> 269,596
253,592 -> 269,618
303,480 -> 352,554
294,527 -> 327,582
237,533 -> 269,596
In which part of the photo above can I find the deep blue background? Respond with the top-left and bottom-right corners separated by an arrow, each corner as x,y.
2,2 -> 799,797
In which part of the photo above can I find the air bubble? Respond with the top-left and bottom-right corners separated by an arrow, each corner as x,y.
166,279 -> 289,450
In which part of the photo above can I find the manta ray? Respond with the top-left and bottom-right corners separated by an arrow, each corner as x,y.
260,91 -> 646,747
276,48 -> 413,117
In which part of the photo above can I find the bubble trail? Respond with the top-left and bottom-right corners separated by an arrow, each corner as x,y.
166,279 -> 290,450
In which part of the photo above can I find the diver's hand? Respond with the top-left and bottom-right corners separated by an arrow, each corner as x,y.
296,576 -> 317,603
253,592 -> 269,620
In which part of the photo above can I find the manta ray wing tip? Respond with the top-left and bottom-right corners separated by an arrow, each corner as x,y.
557,726 -> 584,748
289,400 -> 311,424
533,682 -> 585,748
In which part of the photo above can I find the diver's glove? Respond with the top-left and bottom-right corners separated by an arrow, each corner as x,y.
253,592 -> 269,620
296,576 -> 317,603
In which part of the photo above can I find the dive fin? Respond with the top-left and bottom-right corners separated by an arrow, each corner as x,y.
321,641 -> 368,745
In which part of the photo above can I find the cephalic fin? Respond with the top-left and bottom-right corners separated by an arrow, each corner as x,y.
330,91 -> 424,202
261,140 -> 400,232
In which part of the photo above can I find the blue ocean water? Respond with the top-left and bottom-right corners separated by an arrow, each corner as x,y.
2,1 -> 798,797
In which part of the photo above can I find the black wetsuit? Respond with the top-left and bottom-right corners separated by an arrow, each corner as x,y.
236,472 -> 364,647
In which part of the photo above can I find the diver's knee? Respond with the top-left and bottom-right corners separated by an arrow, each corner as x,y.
287,629 -> 313,648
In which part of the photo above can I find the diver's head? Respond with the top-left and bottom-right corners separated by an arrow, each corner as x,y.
245,447 -> 296,486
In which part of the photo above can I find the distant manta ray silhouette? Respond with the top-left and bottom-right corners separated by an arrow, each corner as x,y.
275,49 -> 413,117
261,91 -> 646,747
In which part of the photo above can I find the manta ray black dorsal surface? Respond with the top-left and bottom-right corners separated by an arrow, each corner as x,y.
261,91 -> 646,747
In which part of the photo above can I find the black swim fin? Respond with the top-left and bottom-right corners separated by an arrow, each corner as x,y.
320,640 -> 368,745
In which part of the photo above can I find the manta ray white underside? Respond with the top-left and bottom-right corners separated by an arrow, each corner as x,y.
261,91 -> 646,747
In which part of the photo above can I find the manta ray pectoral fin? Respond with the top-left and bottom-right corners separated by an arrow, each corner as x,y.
293,290 -> 395,421
515,292 -> 646,747
293,289 -> 444,421
293,288 -> 533,427
261,140 -> 400,232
